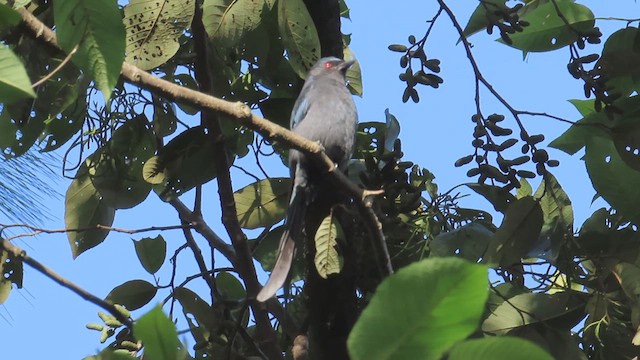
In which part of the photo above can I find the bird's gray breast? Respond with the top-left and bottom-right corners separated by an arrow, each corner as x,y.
291,78 -> 357,169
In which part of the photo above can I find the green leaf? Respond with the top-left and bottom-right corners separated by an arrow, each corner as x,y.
203,0 -> 267,47
105,279 -> 157,311
484,196 -> 544,266
597,27 -> 640,100
133,235 -> 167,274
234,177 -> 290,229
384,108 -> 401,152
174,287 -> 214,336
0,45 -> 36,104
584,135 -> 640,223
277,0 -> 321,78
314,213 -> 343,279
65,164 -> 116,258
145,126 -> 219,200
449,337 -> 554,360
430,222 -> 492,262
87,116 -> 156,209
344,47 -> 363,96
134,305 -> 180,360
0,3 -> 20,30
54,0 -> 125,101
612,121 -> 640,171
529,173 -> 573,261
516,177 -> 532,199
613,262 -> 640,303
502,1 -> 595,52
462,0 -> 509,39
124,0 -> 195,70
467,183 -> 516,213
482,291 -> 586,333
216,272 -> 246,301
347,258 -> 488,360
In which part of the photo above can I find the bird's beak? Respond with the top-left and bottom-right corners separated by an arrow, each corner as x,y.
340,59 -> 356,72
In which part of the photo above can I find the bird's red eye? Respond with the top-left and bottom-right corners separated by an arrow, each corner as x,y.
324,62 -> 333,69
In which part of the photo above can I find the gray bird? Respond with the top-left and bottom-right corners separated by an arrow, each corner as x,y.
256,57 -> 358,302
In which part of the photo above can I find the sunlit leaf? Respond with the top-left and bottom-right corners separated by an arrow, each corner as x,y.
348,258 -> 488,360
277,0 -> 320,78
54,0 -> 125,100
0,45 -> 35,104
314,213 -> 343,278
134,306 -> 180,360
124,0 -> 195,70
234,177 -> 290,229
449,337 -> 553,360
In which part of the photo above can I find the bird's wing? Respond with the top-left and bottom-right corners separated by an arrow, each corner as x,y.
256,168 -> 307,302
290,88 -> 311,129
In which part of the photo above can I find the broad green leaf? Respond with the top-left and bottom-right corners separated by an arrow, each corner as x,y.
344,47 -> 363,96
0,45 -> 35,104
347,258 -> 488,360
216,272 -> 246,301
134,305 -> 180,360
234,177 -> 290,229
529,173 -> 573,261
551,96 -> 640,155
484,196 -> 543,266
314,214 -> 343,279
467,183 -> 516,213
585,135 -> 640,223
105,280 -> 157,311
174,287 -> 215,340
482,291 -> 586,333
612,262 -> 640,303
144,126 -> 219,200
612,121 -> 640,171
462,0 -> 509,39
203,0 -> 267,47
277,0 -> 320,78
54,0 -> 125,101
503,1 -> 595,52
65,164 -> 116,258
87,116 -> 155,209
597,27 -> 640,100
430,222 -> 492,262
516,177 -> 532,199
0,3 -> 20,30
449,337 -> 553,360
133,235 -> 167,274
549,98 -> 603,155
124,0 -> 195,70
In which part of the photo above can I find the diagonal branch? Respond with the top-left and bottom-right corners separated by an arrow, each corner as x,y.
0,239 -> 133,328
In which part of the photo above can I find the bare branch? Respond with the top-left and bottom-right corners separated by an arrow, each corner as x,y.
0,239 -> 133,328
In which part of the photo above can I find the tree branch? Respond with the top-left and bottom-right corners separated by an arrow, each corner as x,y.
0,239 -> 133,328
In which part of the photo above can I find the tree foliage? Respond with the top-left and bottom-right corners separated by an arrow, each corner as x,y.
2,0 -> 640,359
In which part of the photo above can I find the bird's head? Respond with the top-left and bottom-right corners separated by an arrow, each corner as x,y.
308,57 -> 355,79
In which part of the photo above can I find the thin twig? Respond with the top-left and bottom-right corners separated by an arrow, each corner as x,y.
32,44 -> 78,88
0,223 -> 193,242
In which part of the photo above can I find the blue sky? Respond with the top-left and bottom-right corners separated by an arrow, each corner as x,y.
3,1 -> 639,358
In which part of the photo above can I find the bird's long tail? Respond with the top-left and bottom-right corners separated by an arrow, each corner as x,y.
256,180 -> 307,302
